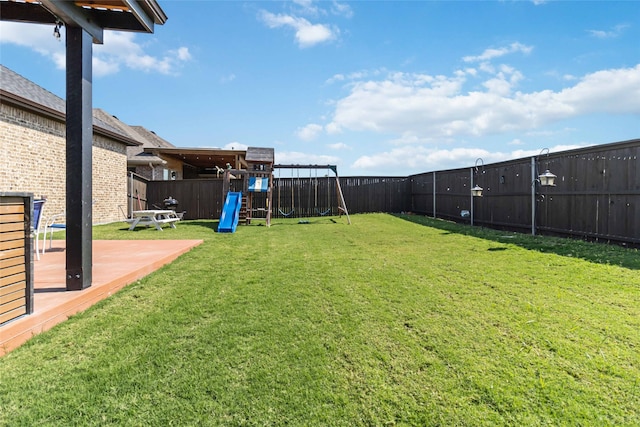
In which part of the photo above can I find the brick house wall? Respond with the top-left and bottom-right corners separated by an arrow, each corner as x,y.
92,135 -> 128,223
0,103 -> 128,225
129,164 -> 153,181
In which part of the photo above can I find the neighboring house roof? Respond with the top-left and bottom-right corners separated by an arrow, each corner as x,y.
127,126 -> 174,166
127,151 -> 167,166
131,126 -> 175,149
93,108 -> 146,142
93,109 -> 167,166
0,65 -> 141,147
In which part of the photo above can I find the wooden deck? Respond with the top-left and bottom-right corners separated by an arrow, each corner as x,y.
0,239 -> 202,356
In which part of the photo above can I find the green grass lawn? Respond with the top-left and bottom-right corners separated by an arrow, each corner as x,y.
1,213 -> 639,426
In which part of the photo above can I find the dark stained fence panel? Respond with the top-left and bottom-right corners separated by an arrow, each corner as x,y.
432,169 -> 472,222
340,177 -> 410,214
127,172 -> 149,215
147,179 -> 224,220
539,144 -> 640,242
410,173 -> 435,216
409,139 -> 639,244
142,139 -> 638,245
479,161 -> 533,231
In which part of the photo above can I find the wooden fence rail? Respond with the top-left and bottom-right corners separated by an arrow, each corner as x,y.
142,139 -> 638,245
410,139 -> 639,244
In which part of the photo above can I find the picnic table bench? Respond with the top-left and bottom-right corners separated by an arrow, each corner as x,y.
127,210 -> 180,231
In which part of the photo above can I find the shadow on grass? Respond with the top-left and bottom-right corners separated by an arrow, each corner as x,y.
184,220 -> 219,232
268,217 -> 346,226
394,213 -> 640,271
118,220 -> 220,233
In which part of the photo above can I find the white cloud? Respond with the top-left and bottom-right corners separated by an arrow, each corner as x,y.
296,123 -> 324,141
92,56 -> 120,76
351,144 -> 587,173
0,21 -> 65,58
275,151 -> 340,165
259,10 -> 336,48
0,22 -> 190,77
95,31 -> 191,76
327,142 -> 349,150
352,146 -> 499,172
542,65 -> 640,114
174,47 -> 192,61
588,24 -> 629,39
292,0 -> 320,15
463,42 -> 533,63
331,1 -> 353,18
220,73 -> 236,84
325,70 -> 374,85
289,0 -> 352,18
325,122 -> 342,135
481,65 -> 523,96
509,144 -> 586,159
327,64 -> 640,140
325,73 -> 345,85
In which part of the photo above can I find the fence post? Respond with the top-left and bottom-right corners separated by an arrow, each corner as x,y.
129,171 -> 133,218
433,171 -> 436,218
470,167 -> 474,226
531,157 -> 536,236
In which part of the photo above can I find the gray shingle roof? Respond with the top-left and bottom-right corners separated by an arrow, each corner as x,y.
93,108 -> 146,141
1,64 -> 65,114
131,126 -> 175,149
1,65 -> 140,145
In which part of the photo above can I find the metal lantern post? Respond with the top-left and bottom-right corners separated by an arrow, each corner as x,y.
531,149 -> 557,236
470,158 -> 484,226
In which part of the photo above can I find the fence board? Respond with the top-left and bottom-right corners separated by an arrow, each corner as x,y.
141,139 -> 638,245
409,139 -> 639,244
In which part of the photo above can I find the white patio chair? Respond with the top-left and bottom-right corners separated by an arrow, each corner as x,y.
32,199 -> 46,260
43,212 -> 66,254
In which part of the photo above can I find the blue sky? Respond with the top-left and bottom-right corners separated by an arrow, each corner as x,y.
1,0 -> 639,176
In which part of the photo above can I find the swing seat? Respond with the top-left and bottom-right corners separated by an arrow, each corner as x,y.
314,207 -> 331,216
278,208 -> 295,217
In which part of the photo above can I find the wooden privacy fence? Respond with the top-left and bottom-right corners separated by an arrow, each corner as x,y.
142,139 -> 637,245
147,179 -> 222,220
125,172 -> 150,217
411,139 -> 639,245
272,176 -> 338,219
339,177 -> 410,214
146,176 -> 410,221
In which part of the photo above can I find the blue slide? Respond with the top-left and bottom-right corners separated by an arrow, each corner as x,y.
218,192 -> 242,233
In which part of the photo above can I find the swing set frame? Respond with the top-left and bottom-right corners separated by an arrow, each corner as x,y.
274,164 -> 351,225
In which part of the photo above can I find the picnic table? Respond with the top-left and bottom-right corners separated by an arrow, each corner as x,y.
128,210 -> 180,231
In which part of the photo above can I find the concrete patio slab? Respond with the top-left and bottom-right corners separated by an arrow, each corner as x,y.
0,239 -> 203,356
